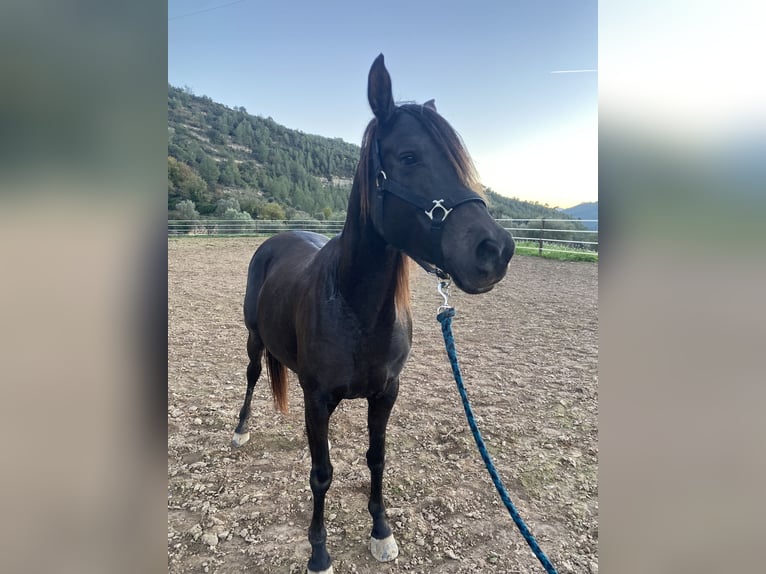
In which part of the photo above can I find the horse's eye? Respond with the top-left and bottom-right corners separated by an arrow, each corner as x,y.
399,153 -> 418,165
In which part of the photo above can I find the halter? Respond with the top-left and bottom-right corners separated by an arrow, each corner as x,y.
369,118 -> 487,278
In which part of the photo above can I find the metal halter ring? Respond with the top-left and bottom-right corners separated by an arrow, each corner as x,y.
425,199 -> 453,222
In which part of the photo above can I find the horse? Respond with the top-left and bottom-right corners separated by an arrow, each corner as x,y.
231,54 -> 515,574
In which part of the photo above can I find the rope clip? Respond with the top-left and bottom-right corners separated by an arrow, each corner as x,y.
436,277 -> 452,314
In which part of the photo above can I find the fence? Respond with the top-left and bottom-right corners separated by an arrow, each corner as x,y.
495,218 -> 598,256
168,218 -> 598,256
168,219 -> 345,235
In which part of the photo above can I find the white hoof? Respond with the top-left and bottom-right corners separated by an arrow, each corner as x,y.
307,566 -> 333,574
370,533 -> 399,562
231,432 -> 250,447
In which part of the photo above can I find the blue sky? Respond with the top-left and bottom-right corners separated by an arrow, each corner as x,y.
169,0 -> 597,208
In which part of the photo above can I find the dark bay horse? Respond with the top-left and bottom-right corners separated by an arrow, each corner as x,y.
232,54 -> 514,574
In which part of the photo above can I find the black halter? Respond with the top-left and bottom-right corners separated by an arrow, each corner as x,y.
369,130 -> 486,278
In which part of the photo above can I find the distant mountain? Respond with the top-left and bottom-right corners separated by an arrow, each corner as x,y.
561,201 -> 598,229
167,84 -> 587,227
484,189 -> 580,220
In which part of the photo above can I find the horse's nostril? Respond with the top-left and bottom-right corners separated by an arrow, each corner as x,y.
476,239 -> 501,267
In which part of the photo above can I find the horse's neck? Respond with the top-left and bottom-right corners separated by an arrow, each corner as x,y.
338,192 -> 401,325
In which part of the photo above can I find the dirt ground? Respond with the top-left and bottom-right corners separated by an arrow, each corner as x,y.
168,237 -> 598,574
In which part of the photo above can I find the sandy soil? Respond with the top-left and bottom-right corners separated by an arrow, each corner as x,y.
168,237 -> 598,574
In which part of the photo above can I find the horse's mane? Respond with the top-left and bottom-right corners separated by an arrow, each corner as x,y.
354,103 -> 483,317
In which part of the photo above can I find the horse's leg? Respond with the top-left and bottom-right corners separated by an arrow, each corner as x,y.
304,391 -> 338,574
367,378 -> 400,562
231,330 -> 263,447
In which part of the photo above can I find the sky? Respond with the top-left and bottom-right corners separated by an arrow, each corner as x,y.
600,1 -> 766,138
168,0 -> 597,209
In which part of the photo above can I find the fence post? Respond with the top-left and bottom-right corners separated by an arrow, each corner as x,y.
539,219 -> 545,255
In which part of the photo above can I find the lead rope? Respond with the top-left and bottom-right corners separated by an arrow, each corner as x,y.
435,278 -> 559,574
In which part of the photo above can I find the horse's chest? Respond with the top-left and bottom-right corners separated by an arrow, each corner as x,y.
299,318 -> 410,397
355,326 -> 411,376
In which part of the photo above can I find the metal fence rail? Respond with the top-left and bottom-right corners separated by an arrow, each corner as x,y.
168,219 -> 345,235
496,218 -> 598,255
168,218 -> 598,256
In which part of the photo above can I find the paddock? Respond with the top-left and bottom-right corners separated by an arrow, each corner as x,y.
168,237 -> 598,574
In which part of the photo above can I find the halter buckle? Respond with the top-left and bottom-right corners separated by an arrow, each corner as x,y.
425,199 -> 453,222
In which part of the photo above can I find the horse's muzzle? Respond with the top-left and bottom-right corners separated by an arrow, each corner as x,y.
475,237 -> 514,278
448,231 -> 514,294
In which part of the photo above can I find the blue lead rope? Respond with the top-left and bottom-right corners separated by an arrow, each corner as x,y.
437,307 -> 559,574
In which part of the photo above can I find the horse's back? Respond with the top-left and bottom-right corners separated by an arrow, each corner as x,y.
244,231 -> 329,330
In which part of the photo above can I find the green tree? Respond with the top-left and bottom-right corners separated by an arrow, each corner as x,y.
261,203 -> 286,220
214,197 -> 240,215
234,121 -> 254,148
197,156 -> 220,188
206,127 -> 225,145
288,209 -> 313,220
222,207 -> 255,234
218,159 -> 243,187
168,157 -> 209,208
171,199 -> 200,221
238,191 -> 264,217
265,176 -> 290,203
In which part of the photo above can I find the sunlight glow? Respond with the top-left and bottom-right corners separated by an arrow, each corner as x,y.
474,118 -> 598,209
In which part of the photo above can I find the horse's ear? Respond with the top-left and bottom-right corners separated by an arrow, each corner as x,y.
424,99 -> 437,112
368,54 -> 395,123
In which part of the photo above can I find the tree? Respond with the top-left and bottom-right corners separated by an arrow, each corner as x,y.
171,199 -> 200,221
168,157 -> 209,208
222,207 -> 255,234
234,121 -> 254,148
197,156 -> 220,188
237,160 -> 259,187
261,203 -> 286,220
206,127 -> 225,145
214,197 -> 240,215
288,209 -> 312,221
238,191 -> 265,217
218,159 -> 243,187
264,176 -> 290,203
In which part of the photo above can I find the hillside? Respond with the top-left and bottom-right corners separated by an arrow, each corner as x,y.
485,189 -> 577,220
168,85 -> 358,220
167,84 -> 585,228
561,201 -> 598,229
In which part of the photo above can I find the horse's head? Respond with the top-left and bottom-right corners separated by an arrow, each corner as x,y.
363,54 -> 514,294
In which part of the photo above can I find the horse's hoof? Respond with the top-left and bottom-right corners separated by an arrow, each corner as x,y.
307,566 -> 333,574
231,432 -> 250,447
370,533 -> 399,562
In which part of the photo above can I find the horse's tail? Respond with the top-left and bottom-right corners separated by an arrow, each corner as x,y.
265,351 -> 289,414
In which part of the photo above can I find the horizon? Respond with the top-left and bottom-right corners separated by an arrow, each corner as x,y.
169,1 -> 597,209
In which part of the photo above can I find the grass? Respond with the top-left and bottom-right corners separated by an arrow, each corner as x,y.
513,240 -> 598,262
